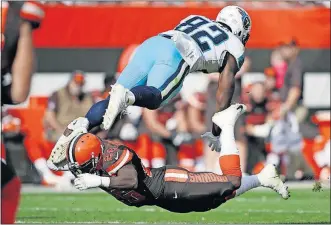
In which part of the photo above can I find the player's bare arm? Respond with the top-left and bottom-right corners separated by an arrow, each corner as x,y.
212,54 -> 239,136
105,164 -> 138,189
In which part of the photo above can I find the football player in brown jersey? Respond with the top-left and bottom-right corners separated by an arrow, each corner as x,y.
63,104 -> 289,213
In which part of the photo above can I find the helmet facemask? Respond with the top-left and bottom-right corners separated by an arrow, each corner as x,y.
68,152 -> 102,175
66,133 -> 105,176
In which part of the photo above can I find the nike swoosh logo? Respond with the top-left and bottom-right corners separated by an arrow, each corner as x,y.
174,191 -> 178,199
114,152 -> 119,160
72,120 -> 77,125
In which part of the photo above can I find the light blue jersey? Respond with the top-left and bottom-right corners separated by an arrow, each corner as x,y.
117,15 -> 245,106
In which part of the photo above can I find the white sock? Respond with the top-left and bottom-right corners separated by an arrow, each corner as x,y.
141,158 -> 150,168
126,90 -> 135,105
220,125 -> 239,156
34,158 -> 55,178
151,158 -> 165,168
235,175 -> 261,197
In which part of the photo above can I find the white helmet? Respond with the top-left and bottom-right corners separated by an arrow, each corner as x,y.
216,6 -> 252,46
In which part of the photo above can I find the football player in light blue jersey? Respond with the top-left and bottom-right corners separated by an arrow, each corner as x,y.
47,6 -> 252,169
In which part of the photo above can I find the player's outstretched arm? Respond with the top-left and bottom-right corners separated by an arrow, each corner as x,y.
201,54 -> 239,152
73,164 -> 138,191
212,53 -> 239,136
106,164 -> 138,189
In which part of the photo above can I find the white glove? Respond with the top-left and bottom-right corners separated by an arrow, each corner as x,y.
201,132 -> 221,152
74,173 -> 109,191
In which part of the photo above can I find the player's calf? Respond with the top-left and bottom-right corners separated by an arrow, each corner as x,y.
130,85 -> 162,109
213,104 -> 247,189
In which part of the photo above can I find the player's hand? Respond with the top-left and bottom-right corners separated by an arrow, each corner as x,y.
20,1 -> 45,29
74,173 -> 102,190
171,132 -> 192,146
201,132 -> 221,152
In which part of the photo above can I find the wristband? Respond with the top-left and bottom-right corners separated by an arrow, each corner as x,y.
100,176 -> 111,188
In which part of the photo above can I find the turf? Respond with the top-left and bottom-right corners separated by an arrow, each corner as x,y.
17,189 -> 330,224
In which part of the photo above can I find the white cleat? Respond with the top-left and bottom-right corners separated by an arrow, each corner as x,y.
102,84 -> 129,130
257,164 -> 290,200
48,117 -> 89,166
212,103 -> 247,129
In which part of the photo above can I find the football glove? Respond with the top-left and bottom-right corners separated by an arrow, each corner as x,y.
74,173 -> 110,190
201,131 -> 221,152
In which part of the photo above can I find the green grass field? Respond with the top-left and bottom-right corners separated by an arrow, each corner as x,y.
17,189 -> 330,224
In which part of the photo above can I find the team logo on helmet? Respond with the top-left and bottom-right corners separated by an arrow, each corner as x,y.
237,7 -> 251,30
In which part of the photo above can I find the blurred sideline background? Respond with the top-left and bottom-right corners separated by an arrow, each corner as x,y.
2,0 -> 330,190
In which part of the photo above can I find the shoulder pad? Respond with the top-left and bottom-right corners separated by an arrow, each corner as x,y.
224,33 -> 245,69
102,145 -> 133,175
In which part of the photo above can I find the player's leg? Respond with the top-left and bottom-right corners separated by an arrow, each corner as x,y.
146,58 -> 189,107
101,36 -> 187,131
85,38 -> 156,130
156,167 -> 230,213
1,145 -> 21,224
47,36 -> 188,167
212,104 -> 247,188
212,104 -> 289,200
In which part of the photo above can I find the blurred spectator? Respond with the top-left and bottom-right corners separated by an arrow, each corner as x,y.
244,82 -> 272,174
44,70 -> 93,141
26,70 -> 94,187
178,72 -> 209,171
269,39 -> 312,180
270,47 -> 288,90
92,72 -> 116,104
312,111 -> 331,181
143,96 -> 191,167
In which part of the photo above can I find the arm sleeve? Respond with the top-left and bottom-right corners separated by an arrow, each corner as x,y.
107,164 -> 138,189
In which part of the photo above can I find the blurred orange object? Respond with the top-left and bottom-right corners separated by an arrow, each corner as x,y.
252,161 -> 265,175
1,115 -> 21,133
117,44 -> 139,74
29,96 -> 49,109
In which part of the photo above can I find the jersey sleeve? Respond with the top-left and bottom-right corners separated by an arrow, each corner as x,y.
225,34 -> 245,70
102,145 -> 134,175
